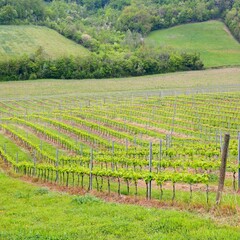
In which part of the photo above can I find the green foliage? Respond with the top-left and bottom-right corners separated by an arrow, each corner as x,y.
117,3 -> 154,35
72,195 -> 102,204
0,0 -> 239,79
34,188 -> 49,195
0,5 -> 18,24
0,48 -> 203,80
225,0 -> 240,42
0,0 -> 45,24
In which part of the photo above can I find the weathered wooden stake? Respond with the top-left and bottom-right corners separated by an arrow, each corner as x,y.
158,139 -> 162,172
216,134 -> 230,205
238,133 -> 240,191
148,142 -> 153,200
125,139 -> 128,152
170,100 -> 177,145
33,150 -> 37,176
111,141 -> 115,171
220,130 -> 223,153
215,130 -> 218,147
80,144 -> 83,156
89,148 -> 93,191
112,141 -> 115,155
166,134 -> 168,150
3,143 -> 6,154
55,149 -> 59,182
2,144 -> 6,164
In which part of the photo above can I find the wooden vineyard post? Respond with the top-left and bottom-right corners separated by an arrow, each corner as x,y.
40,140 -> 43,151
3,144 -> 6,165
89,148 -> 93,191
33,150 -> 36,176
55,149 -> 59,183
166,135 -> 168,150
170,99 -> 177,146
80,144 -> 83,156
125,139 -> 128,152
148,142 -> 153,200
238,133 -> 240,191
215,130 -> 218,148
220,130 -> 223,153
158,139 -> 162,173
216,134 -> 230,205
15,152 -> 18,173
111,141 -> 115,171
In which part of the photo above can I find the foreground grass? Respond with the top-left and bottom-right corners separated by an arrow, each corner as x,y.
0,25 -> 89,60
0,172 -> 239,240
0,68 -> 240,99
146,21 -> 240,68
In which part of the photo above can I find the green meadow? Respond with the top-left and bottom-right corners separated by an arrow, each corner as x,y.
0,67 -> 239,99
0,25 -> 89,60
0,172 -> 240,240
146,21 -> 240,68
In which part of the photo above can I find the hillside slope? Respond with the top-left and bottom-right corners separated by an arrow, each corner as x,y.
0,25 -> 90,60
0,172 -> 240,239
0,68 -> 239,99
146,21 -> 240,68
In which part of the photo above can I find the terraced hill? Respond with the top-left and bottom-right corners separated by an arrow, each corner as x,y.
0,25 -> 90,60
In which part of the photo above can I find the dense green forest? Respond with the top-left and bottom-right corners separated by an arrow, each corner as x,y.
0,0 -> 239,80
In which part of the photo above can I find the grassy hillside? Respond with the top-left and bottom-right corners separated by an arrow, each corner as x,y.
0,25 -> 90,60
146,21 -> 240,68
0,172 -> 239,240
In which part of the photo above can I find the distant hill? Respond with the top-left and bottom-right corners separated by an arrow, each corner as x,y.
146,21 -> 240,68
0,25 -> 90,60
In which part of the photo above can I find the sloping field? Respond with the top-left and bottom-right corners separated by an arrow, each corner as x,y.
0,71 -> 240,237
0,67 -> 239,99
0,25 -> 90,60
1,172 -> 240,240
146,21 -> 240,68
0,88 -> 240,232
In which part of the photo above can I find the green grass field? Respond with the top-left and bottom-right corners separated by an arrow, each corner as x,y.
0,171 -> 240,240
0,25 -> 89,60
0,67 -> 239,99
146,21 -> 240,68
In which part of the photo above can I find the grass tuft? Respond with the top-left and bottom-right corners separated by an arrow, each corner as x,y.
72,194 -> 103,205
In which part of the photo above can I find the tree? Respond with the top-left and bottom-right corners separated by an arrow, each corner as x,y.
0,5 -> 18,24
117,3 -> 154,34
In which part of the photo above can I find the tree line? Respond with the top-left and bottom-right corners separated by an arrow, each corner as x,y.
0,0 -> 239,80
0,49 -> 203,81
